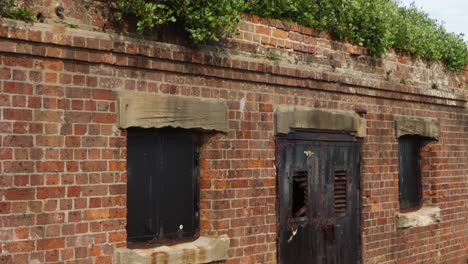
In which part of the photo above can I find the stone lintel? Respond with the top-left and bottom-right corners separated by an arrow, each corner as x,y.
275,106 -> 366,137
114,235 -> 230,264
119,91 -> 228,132
395,206 -> 441,229
394,116 -> 440,140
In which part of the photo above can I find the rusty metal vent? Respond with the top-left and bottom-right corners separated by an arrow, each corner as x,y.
334,171 -> 347,216
292,171 -> 308,218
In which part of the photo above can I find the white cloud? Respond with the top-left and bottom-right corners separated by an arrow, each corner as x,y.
397,0 -> 468,41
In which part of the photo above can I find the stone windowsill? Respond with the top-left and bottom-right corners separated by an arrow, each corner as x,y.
114,235 -> 230,264
395,206 -> 441,229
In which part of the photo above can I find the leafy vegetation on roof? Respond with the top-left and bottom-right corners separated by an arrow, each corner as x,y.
245,0 -> 468,71
116,0 -> 245,43
0,0 -> 454,72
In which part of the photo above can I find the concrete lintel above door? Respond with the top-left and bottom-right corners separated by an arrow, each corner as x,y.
394,115 -> 440,140
118,91 -> 228,132
275,106 -> 366,137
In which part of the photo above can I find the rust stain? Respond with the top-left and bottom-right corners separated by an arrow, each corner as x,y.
50,25 -> 67,43
182,248 -> 196,263
197,247 -> 207,262
51,25 -> 66,36
151,251 -> 169,264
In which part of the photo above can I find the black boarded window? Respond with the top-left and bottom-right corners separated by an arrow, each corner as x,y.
126,128 -> 199,245
398,135 -> 426,211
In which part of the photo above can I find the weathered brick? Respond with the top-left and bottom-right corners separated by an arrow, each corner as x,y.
80,161 -> 107,172
3,135 -> 33,147
3,214 -> 34,227
45,249 -> 59,262
5,188 -> 35,200
3,57 -> 33,68
272,29 -> 288,39
4,161 -> 34,173
92,89 -> 116,100
37,238 -> 65,250
35,136 -> 64,147
36,161 -> 65,173
5,241 -> 35,253
37,187 -> 66,199
255,25 -> 271,35
64,112 -> 92,123
3,108 -> 32,121
92,113 -> 116,123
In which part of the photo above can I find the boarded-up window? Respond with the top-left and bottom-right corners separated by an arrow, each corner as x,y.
398,135 -> 425,211
127,128 -> 199,245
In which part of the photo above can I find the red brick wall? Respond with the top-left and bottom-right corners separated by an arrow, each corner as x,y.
0,13 -> 467,264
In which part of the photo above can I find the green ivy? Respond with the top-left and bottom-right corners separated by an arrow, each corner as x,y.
116,0 -> 245,43
0,0 -> 35,23
116,0 -> 467,71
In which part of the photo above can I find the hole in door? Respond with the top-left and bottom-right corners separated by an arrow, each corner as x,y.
292,171 -> 308,218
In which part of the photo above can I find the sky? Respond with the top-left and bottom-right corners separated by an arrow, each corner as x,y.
398,0 -> 468,41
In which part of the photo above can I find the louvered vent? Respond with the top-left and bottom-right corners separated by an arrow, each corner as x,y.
334,171 -> 347,216
292,171 -> 308,218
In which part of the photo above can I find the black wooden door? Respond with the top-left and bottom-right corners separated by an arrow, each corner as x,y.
277,131 -> 361,264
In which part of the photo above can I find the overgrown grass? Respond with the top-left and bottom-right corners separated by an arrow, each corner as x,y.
0,0 -> 35,23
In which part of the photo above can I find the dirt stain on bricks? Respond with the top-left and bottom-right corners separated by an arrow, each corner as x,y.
197,247 -> 207,262
151,251 -> 169,264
